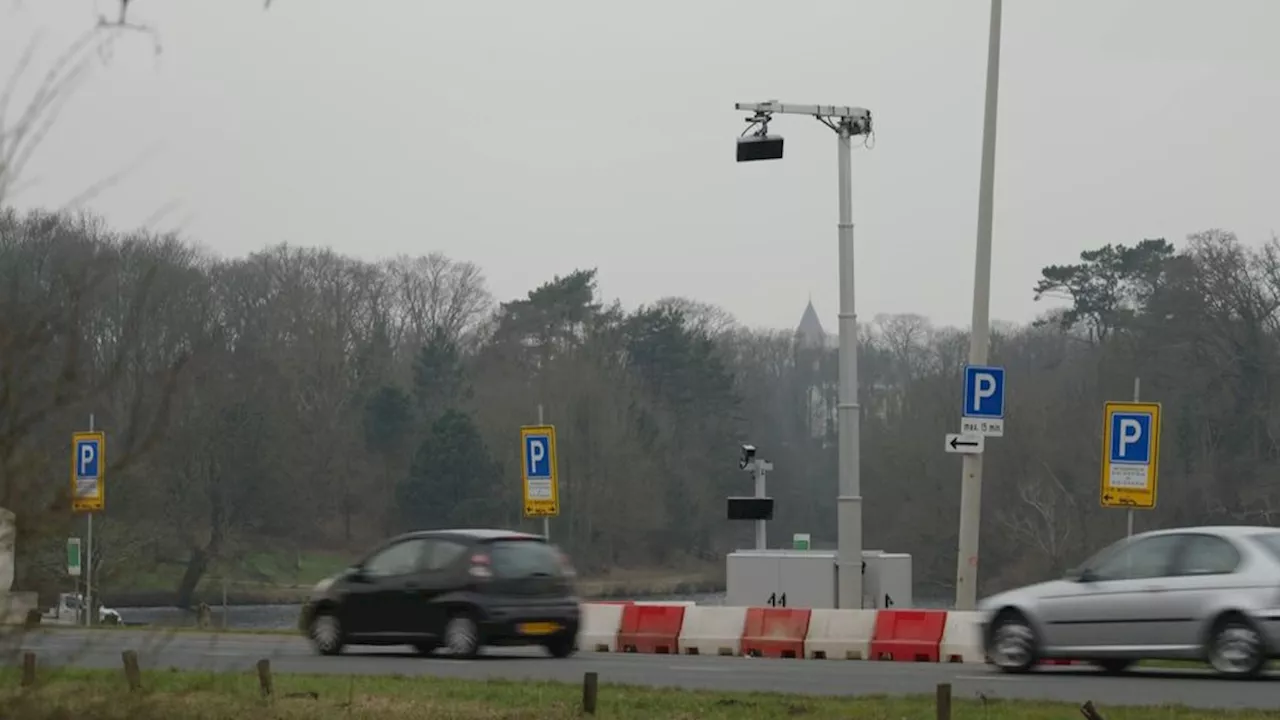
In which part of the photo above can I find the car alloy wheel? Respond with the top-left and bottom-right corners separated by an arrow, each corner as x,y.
989,613 -> 1037,673
1208,619 -> 1265,677
310,614 -> 344,656
444,615 -> 479,658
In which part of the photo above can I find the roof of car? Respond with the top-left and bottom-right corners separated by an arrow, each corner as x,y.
396,528 -> 545,541
1140,525 -> 1280,539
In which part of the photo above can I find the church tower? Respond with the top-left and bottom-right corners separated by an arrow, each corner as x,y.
795,299 -> 836,442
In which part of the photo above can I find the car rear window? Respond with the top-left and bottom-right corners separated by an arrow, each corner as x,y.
486,539 -> 563,579
1250,532 -> 1280,562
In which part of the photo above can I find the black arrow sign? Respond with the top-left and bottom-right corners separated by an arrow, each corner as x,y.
949,436 -> 979,450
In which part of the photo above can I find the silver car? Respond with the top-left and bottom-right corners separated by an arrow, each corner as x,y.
978,525 -> 1280,677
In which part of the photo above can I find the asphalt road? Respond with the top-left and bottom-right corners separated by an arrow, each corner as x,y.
3,629 -> 1277,710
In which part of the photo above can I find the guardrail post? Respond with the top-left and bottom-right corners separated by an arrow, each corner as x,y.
121,650 -> 142,691
21,652 -> 36,688
581,671 -> 598,714
935,682 -> 951,720
257,659 -> 273,699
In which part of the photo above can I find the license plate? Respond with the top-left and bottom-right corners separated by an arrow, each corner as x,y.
519,622 -> 560,636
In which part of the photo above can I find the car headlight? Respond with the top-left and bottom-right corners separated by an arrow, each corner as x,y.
312,576 -> 334,596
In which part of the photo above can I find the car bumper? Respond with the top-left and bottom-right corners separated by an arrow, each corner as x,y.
479,602 -> 580,645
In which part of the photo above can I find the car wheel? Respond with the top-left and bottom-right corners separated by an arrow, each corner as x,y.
309,612 -> 345,656
1207,616 -> 1266,678
987,610 -> 1038,674
1092,658 -> 1133,674
543,633 -> 576,659
443,613 -> 480,659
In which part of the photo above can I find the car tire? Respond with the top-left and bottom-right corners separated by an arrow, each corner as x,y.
1092,658 -> 1133,674
443,613 -> 480,659
987,610 -> 1038,674
309,612 -> 345,656
1206,615 -> 1267,678
543,633 -> 576,659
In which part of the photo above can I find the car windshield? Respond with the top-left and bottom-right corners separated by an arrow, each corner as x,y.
1249,531 -> 1280,562
1071,537 -> 1127,575
486,539 -> 562,579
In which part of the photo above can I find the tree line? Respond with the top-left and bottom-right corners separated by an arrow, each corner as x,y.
2,207 -> 1276,605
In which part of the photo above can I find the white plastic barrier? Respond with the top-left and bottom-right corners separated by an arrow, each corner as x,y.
576,603 -> 626,653
940,610 -> 985,663
804,609 -> 877,660
677,605 -> 746,656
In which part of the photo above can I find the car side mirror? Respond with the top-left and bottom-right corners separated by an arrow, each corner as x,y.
1076,568 -> 1098,583
348,566 -> 368,583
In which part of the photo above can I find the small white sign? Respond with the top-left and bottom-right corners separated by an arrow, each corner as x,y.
945,433 -> 985,454
960,416 -> 1004,437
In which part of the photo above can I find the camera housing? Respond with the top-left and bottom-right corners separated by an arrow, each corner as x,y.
739,444 -> 757,470
736,135 -> 784,162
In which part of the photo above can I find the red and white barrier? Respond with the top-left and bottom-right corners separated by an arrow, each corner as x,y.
678,605 -> 747,656
805,608 -> 876,660
939,610 -> 985,663
574,602 -> 992,664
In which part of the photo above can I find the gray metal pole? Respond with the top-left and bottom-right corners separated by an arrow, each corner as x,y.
835,122 -> 864,610
955,0 -> 1003,612
538,404 -> 549,541
1128,377 -> 1140,537
754,461 -> 767,550
86,413 -> 94,627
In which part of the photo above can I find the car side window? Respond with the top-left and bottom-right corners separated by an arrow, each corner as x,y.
1174,534 -> 1240,576
424,540 -> 469,571
364,538 -> 430,578
1091,534 -> 1182,581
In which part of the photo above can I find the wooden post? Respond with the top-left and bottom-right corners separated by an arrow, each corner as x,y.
935,682 -> 952,720
1080,701 -> 1108,720
121,650 -> 141,691
21,652 -> 36,688
581,671 -> 598,714
256,659 -> 273,699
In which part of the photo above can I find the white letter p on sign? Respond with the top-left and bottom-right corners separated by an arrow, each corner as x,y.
1118,419 -> 1142,457
79,444 -> 95,475
530,439 -> 545,473
972,373 -> 996,412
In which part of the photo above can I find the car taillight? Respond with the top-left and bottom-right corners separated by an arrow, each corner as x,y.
469,553 -> 492,579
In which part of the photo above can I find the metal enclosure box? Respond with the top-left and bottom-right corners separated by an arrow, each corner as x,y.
726,548 -> 914,610
726,550 -> 837,609
862,551 -> 913,609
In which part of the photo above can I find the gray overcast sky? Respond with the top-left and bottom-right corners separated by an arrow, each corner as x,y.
4,1 -> 1277,331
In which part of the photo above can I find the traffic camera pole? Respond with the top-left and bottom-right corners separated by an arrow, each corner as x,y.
733,100 -> 871,609
955,0 -> 1003,612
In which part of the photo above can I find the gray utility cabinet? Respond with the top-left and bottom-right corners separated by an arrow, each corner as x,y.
726,549 -> 913,610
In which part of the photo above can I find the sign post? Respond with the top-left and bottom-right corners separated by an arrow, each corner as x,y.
72,417 -> 104,626
520,420 -> 560,537
1100,392 -> 1161,525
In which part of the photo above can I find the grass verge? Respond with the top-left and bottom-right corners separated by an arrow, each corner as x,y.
0,667 -> 1269,720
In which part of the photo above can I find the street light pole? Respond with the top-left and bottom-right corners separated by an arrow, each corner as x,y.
735,101 -> 872,609
955,0 -> 1004,612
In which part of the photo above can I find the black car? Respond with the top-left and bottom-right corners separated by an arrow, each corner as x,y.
298,528 -> 581,658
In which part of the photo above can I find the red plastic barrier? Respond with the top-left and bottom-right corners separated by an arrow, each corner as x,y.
870,610 -> 946,662
617,604 -> 686,654
740,607 -> 812,659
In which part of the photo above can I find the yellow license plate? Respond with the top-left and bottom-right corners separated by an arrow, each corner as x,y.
519,622 -> 560,636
